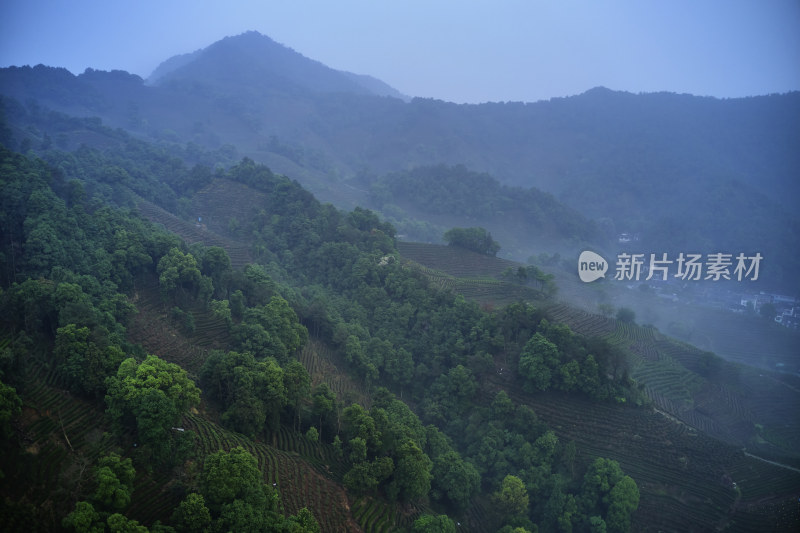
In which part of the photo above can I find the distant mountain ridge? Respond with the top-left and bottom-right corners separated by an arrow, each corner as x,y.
1,31 -> 798,291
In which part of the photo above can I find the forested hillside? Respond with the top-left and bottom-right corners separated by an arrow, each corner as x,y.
1,128 -> 798,532
1,32 -> 798,293
1,30 -> 799,533
366,164 -> 601,254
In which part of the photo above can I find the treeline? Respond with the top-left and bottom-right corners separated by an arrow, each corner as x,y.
0,141 -> 640,531
368,164 -> 600,244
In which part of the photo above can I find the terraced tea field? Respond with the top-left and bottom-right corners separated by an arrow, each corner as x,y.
397,242 -> 518,278
299,339 -> 370,407
488,373 -> 800,532
190,179 -> 270,237
400,241 -> 800,530
127,278 -> 221,376
1,363 -> 151,530
135,195 -> 253,269
182,413 -> 360,532
397,242 -> 544,306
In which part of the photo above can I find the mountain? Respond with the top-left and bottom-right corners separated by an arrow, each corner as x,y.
147,31 -> 407,99
1,33 -> 799,291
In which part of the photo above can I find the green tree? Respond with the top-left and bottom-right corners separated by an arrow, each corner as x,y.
343,456 -> 394,495
580,458 -> 624,517
230,289 -> 245,318
312,383 -> 336,439
232,296 -> 307,362
105,355 -> 200,464
199,446 -> 281,531
157,247 -> 204,303
412,513 -> 456,533
605,476 -> 639,533
387,438 -> 433,501
105,513 -> 148,532
556,359 -> 581,392
201,350 -> 287,437
201,246 -> 231,296
519,333 -> 560,392
284,359 -> 311,431
0,378 -> 22,438
93,453 -> 136,510
209,299 -> 232,328
201,447 -> 274,510
493,474 -> 529,517
578,354 -> 602,398
55,323 -> 124,397
431,450 -> 481,509
589,516 -> 608,532
62,501 -> 103,533
285,507 -> 321,533
172,493 -> 212,533
383,347 -> 414,388
443,226 -> 500,256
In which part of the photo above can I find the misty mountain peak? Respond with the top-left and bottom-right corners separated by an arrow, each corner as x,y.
147,30 -> 405,99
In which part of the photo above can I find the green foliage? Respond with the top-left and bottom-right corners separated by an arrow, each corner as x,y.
283,359 -> 311,431
305,426 -> 319,442
516,323 -> 620,400
55,324 -> 126,397
285,508 -> 321,533
172,493 -> 212,533
62,501 -> 103,533
201,447 -> 271,511
0,378 -> 21,438
105,354 -> 200,464
519,333 -> 559,392
443,226 -> 500,256
343,456 -> 394,495
589,516 -> 608,532
92,453 -> 136,510
157,247 -> 205,302
201,246 -> 231,294
231,295 -> 307,363
311,383 -> 336,438
430,450 -> 481,509
580,458 -> 624,517
209,299 -> 232,327
0,135 -> 651,532
198,446 -> 282,531
493,474 -> 529,517
605,476 -> 639,533
62,501 -> 149,533
386,438 -> 433,502
106,513 -> 149,532
412,513 -> 456,533
201,350 -> 287,437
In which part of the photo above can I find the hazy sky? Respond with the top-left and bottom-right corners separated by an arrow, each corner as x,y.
1,0 -> 798,104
